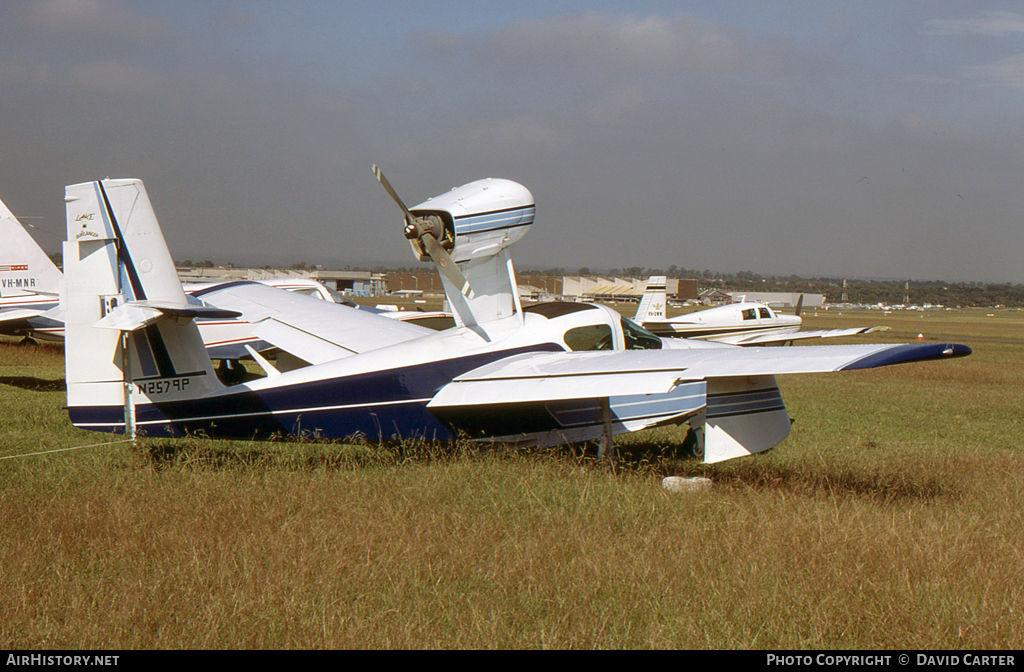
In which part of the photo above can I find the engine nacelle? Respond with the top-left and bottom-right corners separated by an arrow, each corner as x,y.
407,178 -> 534,264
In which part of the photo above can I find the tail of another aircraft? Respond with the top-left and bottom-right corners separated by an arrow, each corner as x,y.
63,179 -> 232,434
634,276 -> 667,323
0,196 -> 63,298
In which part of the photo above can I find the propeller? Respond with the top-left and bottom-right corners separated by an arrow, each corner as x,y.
373,165 -> 474,299
794,294 -> 804,317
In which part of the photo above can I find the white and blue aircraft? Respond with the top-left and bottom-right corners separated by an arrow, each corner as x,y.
60,175 -> 970,464
635,276 -> 887,345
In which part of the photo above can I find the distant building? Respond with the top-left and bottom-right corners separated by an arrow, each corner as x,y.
676,279 -> 699,301
699,289 -> 732,305
727,292 -> 824,308
384,272 -> 446,296
310,270 -> 384,296
560,276 -> 697,302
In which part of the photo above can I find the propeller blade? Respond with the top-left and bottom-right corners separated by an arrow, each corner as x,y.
373,165 -> 474,299
372,165 -> 412,219
794,294 -> 804,317
422,233 -> 474,299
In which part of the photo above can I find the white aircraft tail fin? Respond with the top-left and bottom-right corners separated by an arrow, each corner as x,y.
0,196 -> 63,298
635,276 -> 668,323
63,179 -> 225,433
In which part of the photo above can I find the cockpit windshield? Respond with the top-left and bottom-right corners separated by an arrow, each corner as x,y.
621,317 -> 662,350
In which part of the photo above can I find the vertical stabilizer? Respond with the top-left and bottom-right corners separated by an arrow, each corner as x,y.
635,276 -> 667,323
0,196 -> 63,298
64,179 -> 222,433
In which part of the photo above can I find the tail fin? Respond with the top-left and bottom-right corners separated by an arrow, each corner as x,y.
0,196 -> 63,298
63,179 -> 226,433
634,276 -> 667,323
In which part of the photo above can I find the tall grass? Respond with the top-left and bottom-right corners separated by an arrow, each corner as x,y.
1,311 -> 1022,649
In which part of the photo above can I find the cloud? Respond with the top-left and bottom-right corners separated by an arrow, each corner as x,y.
904,73 -> 959,86
67,60 -> 159,93
963,53 -> 1024,89
962,52 -> 1024,88
582,86 -> 652,125
18,0 -> 173,37
0,61 -> 50,86
466,116 -> 566,153
417,12 -> 743,74
923,11 -> 1024,37
210,7 -> 256,32
898,114 -> 973,144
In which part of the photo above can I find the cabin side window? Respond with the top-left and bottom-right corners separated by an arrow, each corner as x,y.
759,307 -> 772,319
741,308 -> 757,320
564,324 -> 614,351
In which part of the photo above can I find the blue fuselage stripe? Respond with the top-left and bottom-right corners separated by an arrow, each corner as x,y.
454,206 -> 535,235
69,343 -> 566,441
707,388 -> 785,419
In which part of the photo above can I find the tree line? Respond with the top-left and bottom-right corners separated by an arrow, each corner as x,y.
157,258 -> 1024,308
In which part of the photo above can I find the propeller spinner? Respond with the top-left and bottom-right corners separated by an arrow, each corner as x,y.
373,165 -> 474,299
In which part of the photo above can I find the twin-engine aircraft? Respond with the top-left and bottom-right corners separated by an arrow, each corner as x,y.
635,276 -> 887,345
60,175 -> 969,464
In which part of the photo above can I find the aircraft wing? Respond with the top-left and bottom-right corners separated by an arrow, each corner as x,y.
718,326 -> 890,346
429,341 -> 969,408
427,341 -> 969,452
193,281 -> 434,364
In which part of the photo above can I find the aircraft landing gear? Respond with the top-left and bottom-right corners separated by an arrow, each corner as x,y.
683,418 -> 705,461
217,359 -> 247,385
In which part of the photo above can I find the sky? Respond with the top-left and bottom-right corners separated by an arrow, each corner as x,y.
1,1 -> 1023,283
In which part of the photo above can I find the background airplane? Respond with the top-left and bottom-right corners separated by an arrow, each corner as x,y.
59,176 -> 969,464
0,195 -> 64,342
634,276 -> 888,345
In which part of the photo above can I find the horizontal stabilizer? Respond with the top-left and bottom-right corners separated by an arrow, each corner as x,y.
95,300 -> 241,332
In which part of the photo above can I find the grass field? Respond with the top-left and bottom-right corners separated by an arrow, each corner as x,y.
1,308 -> 1022,649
